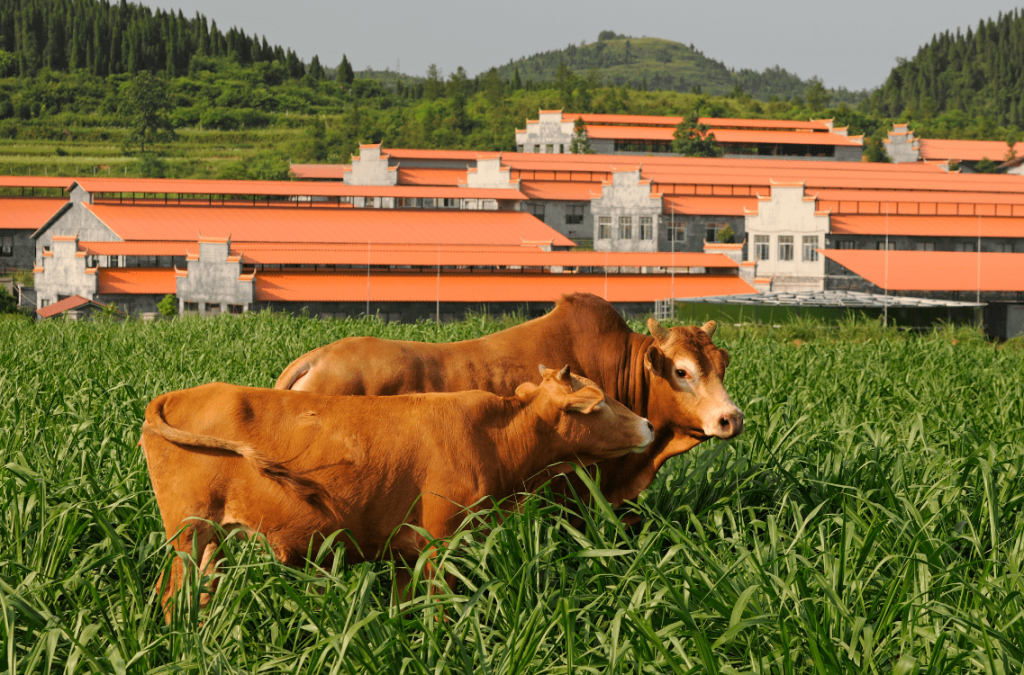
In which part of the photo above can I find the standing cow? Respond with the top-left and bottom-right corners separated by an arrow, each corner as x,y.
276,293 -> 743,510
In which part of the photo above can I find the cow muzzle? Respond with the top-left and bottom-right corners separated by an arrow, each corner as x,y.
705,407 -> 744,439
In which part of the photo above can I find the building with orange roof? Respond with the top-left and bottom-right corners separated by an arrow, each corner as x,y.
884,123 -> 1024,172
515,110 -> 864,161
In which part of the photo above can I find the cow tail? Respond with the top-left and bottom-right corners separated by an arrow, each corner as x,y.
143,397 -> 338,519
274,359 -> 311,390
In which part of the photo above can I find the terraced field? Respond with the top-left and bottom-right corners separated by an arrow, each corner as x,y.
1,313 -> 1023,673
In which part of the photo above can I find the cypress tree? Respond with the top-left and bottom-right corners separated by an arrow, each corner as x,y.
338,54 -> 354,84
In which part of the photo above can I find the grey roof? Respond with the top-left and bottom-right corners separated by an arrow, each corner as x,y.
676,290 -> 984,308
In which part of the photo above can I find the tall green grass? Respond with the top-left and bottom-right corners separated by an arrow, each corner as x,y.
2,312 -> 1023,673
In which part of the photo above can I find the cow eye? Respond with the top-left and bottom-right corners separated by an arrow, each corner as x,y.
675,369 -> 688,379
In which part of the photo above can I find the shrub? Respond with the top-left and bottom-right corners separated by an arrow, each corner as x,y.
157,294 -> 178,318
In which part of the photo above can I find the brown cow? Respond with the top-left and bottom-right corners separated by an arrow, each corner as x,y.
275,293 -> 742,509
141,366 -> 653,615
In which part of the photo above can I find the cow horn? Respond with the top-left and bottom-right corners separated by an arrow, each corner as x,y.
647,318 -> 671,344
701,320 -> 717,338
557,365 -> 571,381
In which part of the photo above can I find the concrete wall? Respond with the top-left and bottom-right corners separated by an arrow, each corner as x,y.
661,215 -> 746,254
34,236 -> 98,307
884,124 -> 921,163
254,299 -> 660,323
526,200 -> 594,244
33,203 -> 118,266
347,145 -> 399,186
96,293 -> 160,317
828,235 -> 1024,253
176,239 -> 254,315
2,230 -> 36,270
515,111 -> 574,153
835,146 -> 864,162
590,170 -> 663,252
465,157 -> 515,189
590,139 -> 615,155
744,184 -> 828,291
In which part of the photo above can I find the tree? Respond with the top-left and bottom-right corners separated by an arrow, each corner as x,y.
1005,129 -> 1019,161
716,224 -> 735,243
338,54 -> 354,85
157,294 -> 178,317
570,116 -> 594,154
805,77 -> 831,111
672,118 -> 722,157
307,55 -> 324,80
121,71 -> 176,153
424,64 -> 443,100
974,157 -> 999,173
0,284 -> 22,315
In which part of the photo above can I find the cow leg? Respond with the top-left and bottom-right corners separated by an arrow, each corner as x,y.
159,518 -> 219,622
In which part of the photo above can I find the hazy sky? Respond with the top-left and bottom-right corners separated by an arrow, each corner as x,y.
150,1 -> 1019,91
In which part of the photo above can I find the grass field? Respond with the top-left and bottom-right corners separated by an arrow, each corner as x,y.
2,312 -> 1024,674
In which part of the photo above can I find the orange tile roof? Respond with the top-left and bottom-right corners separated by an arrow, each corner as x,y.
73,177 -> 525,200
289,164 -> 349,180
0,198 -> 66,230
564,113 -> 683,127
662,195 -> 760,216
97,268 -> 177,295
84,204 -> 576,247
822,250 -> 1024,292
830,215 -> 1024,237
36,295 -> 105,318
919,139 -> 1024,163
0,176 -> 76,189
397,168 -> 466,186
384,148 -> 480,161
234,242 -> 541,253
255,272 -> 754,303
80,240 -> 191,256
700,117 -> 831,131
582,125 -> 862,147
238,248 -> 736,268
519,181 -> 603,201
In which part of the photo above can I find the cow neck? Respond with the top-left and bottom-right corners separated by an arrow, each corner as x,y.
488,397 -> 581,498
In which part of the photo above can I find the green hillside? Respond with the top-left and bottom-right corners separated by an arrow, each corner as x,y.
493,34 -> 865,104
865,9 -> 1024,131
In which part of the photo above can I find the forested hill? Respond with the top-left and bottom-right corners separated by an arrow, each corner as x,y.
867,9 -> 1024,127
492,33 -> 866,104
0,0 -> 326,79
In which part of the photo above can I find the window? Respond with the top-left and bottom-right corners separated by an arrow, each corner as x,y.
441,198 -> 459,208
778,236 -> 794,261
618,216 -> 632,240
985,242 -> 1014,252
666,216 -> 686,243
914,242 -> 935,251
754,235 -> 769,260
228,304 -> 245,314
837,240 -> 857,250
533,145 -> 540,153
640,216 -> 653,241
525,202 -> 545,223
802,236 -> 819,262
706,223 -> 726,242
517,145 -> 524,153
565,204 -> 585,225
184,302 -> 199,313
954,242 -> 975,252
0,236 -> 11,257
558,144 -> 564,154
876,241 -> 895,250
107,255 -> 120,267
598,216 -> 612,239
545,144 -> 554,154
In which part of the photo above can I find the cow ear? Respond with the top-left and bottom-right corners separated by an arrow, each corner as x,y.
643,344 -> 664,374
515,381 -> 539,402
647,318 -> 671,344
538,364 -> 548,375
562,385 -> 605,414
701,320 -> 717,339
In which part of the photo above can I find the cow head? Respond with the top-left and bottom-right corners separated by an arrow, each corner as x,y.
516,364 -> 654,458
643,319 -> 743,440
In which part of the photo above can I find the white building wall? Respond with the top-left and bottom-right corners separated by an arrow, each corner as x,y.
590,169 -> 663,252
884,124 -> 921,163
515,111 -> 574,153
346,144 -> 399,186
744,183 -> 828,292
34,235 -> 98,306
